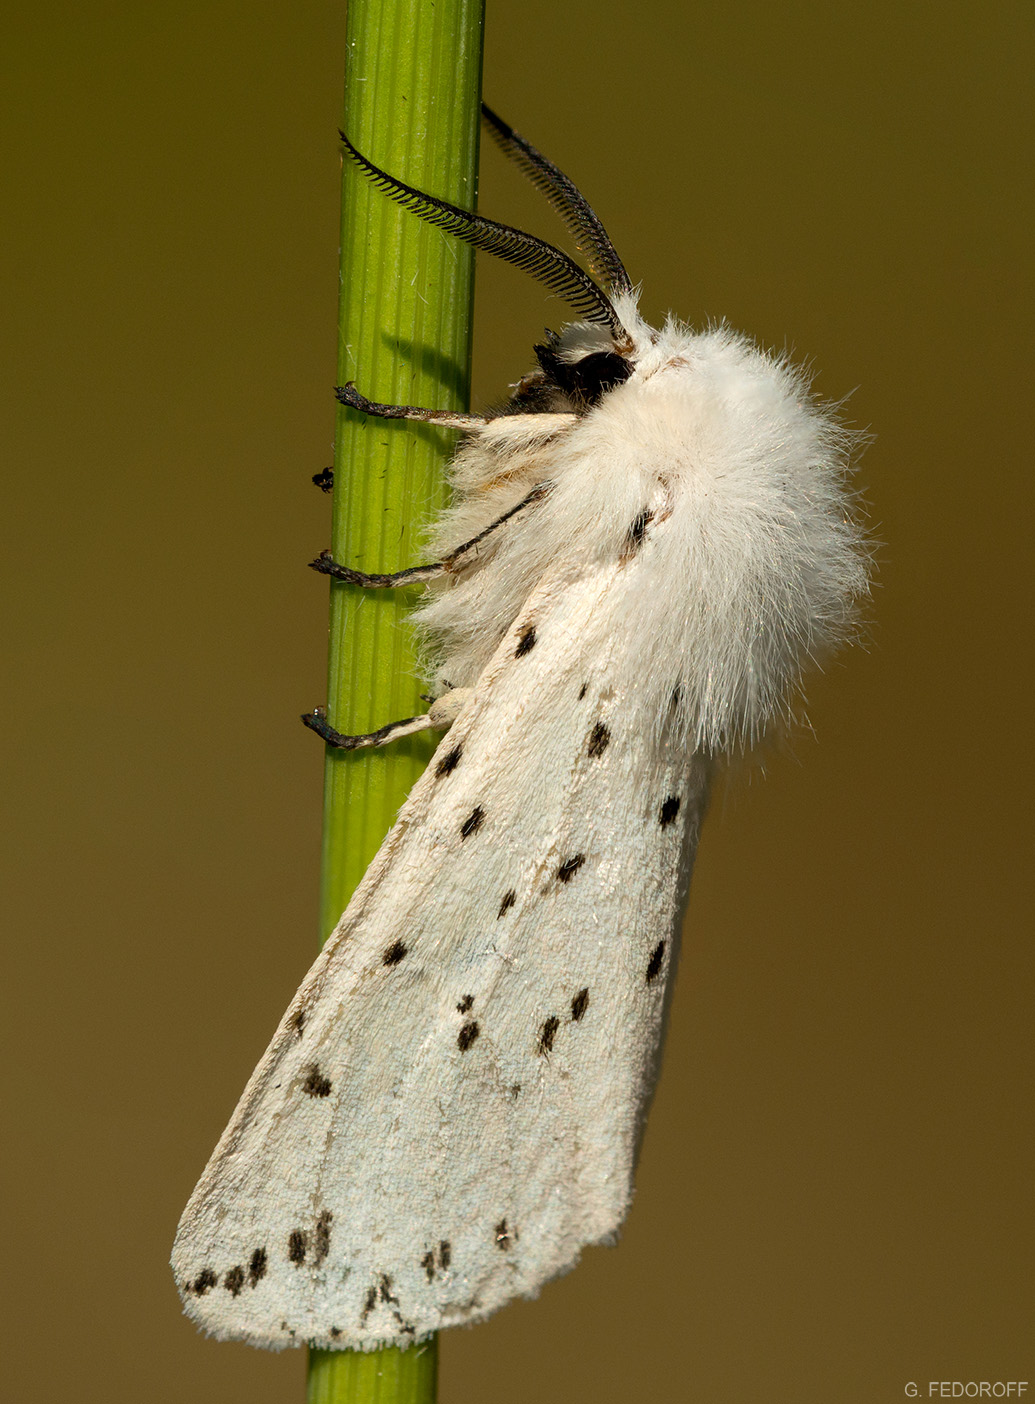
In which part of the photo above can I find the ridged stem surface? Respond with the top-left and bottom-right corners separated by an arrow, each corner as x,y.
308,1 -> 485,1400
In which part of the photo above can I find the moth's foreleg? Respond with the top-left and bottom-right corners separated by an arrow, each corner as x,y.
301,709 -> 435,750
309,481 -> 552,589
302,689 -> 472,750
336,382 -> 489,430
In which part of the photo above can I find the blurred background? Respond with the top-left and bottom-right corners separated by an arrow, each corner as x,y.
4,1 -> 1032,1400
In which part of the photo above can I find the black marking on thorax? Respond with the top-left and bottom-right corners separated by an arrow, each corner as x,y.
622,508 -> 653,558
587,721 -> 610,757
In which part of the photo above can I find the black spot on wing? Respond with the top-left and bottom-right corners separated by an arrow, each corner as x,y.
248,1247 -> 268,1287
498,889 -> 516,918
421,1240 -> 452,1282
382,940 -> 407,966
436,744 -> 462,777
557,854 -> 585,883
537,1015 -> 560,1055
302,1063 -> 332,1097
458,1020 -> 480,1051
646,940 -> 666,983
659,795 -> 681,827
358,1278 -> 416,1338
571,987 -> 590,1022
288,1229 -> 308,1265
587,721 -> 610,757
313,1211 -> 332,1267
330,1327 -> 342,1339
460,806 -> 484,839
288,1007 -> 307,1037
223,1265 -> 245,1297
189,1268 -> 218,1296
578,682 -> 588,700
515,623 -> 537,656
495,1218 -> 515,1250
456,994 -> 474,1013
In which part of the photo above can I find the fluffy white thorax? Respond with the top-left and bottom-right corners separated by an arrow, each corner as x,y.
420,300 -> 867,752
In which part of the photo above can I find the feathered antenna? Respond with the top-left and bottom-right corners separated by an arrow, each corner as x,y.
480,104 -> 633,299
339,130 -> 630,342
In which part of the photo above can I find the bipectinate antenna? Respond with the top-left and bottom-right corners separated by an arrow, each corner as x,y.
480,104 -> 633,299
339,130 -> 630,343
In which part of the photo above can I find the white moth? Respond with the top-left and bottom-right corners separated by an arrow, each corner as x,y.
172,105 -> 869,1351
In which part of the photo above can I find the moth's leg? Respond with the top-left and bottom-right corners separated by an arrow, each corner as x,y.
309,481 -> 552,589
302,689 -> 472,750
336,382 -> 489,430
307,555 -> 445,589
321,383 -> 574,489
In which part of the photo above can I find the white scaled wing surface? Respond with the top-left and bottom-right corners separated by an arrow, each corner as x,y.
173,538 -> 710,1350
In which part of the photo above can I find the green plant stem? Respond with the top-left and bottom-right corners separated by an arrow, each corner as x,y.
307,1 -> 484,1401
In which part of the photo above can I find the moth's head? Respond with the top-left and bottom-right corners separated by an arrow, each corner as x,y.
338,107 -> 653,413
512,297 -> 656,414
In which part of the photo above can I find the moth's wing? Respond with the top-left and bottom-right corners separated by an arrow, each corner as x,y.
173,549 -> 710,1351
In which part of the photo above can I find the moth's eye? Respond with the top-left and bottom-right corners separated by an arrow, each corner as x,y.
534,345 -> 634,407
568,352 -> 633,402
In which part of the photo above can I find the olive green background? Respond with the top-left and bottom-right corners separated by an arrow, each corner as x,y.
5,2 -> 1032,1401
